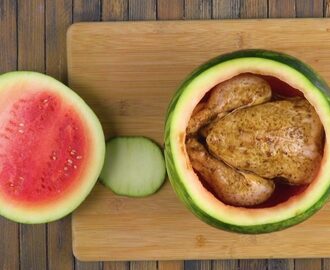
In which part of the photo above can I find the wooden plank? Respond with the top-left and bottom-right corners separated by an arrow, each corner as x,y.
268,3 -> 295,270
240,260 -> 267,270
46,3 -> 73,268
240,2 -> 267,269
0,1 -> 19,270
72,0 -> 102,266
159,261 -> 184,270
236,1 -> 269,269
102,0 -> 128,21
211,0 -> 239,266
104,262 -> 130,270
69,19 -> 330,261
102,1 -> 130,269
240,0 -> 267,18
184,261 -> 211,270
128,1 -> 157,267
212,0 -> 240,19
268,259 -> 294,270
130,261 -> 157,270
293,2 -> 323,269
73,0 -> 101,21
75,262 -> 103,270
185,0 -> 212,19
268,0 -> 295,18
326,0 -> 330,17
212,260 -> 238,270
184,1 -> 211,268
128,0 -> 156,20
295,0 -> 323,17
17,1 -> 47,269
157,0 -> 184,19
156,0 -> 184,268
212,0 -> 239,268
295,259 -> 322,270
127,2 -> 157,269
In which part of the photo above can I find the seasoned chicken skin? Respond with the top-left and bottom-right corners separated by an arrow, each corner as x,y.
187,74 -> 272,135
185,73 -> 324,207
205,98 -> 324,185
186,138 -> 275,206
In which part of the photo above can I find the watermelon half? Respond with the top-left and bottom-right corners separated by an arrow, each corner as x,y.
164,49 -> 330,233
0,71 -> 105,223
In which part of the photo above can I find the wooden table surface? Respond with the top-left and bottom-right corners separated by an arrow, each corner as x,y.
1,0 -> 330,270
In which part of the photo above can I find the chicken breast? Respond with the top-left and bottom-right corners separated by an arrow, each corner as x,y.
187,74 -> 272,135
206,98 -> 324,185
186,138 -> 275,206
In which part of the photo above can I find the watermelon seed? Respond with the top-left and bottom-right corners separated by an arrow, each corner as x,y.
76,155 -> 82,160
64,166 -> 68,171
18,129 -> 24,134
43,99 -> 48,103
70,150 -> 77,156
19,123 -> 24,127
67,159 -> 73,164
73,165 -> 77,169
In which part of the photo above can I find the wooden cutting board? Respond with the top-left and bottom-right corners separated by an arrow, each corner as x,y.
68,19 -> 330,261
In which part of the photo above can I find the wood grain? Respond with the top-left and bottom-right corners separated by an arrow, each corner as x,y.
240,260 -> 267,270
130,261 -> 157,270
211,2 -> 239,268
212,0 -> 240,19
156,2 -> 184,268
104,262 -> 129,270
295,259 -> 322,270
68,18 -> 330,261
240,0 -> 268,18
269,0 -> 296,18
73,0 -> 101,21
102,0 -> 128,21
157,0 -> 184,20
212,260 -> 238,270
18,1 -> 47,269
73,1 -> 102,269
184,261 -> 211,270
238,1 -> 267,269
128,0 -> 156,20
326,0 -> 330,17
294,1 -> 323,269
46,3 -> 73,269
0,1 -> 19,269
102,1 -> 130,269
295,0 -> 323,17
268,259 -> 294,270
75,262 -> 103,270
159,261 -> 184,270
268,0 -> 295,267
184,2 -> 212,269
185,0 -> 212,19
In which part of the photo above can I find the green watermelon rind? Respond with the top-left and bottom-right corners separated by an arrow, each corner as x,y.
164,49 -> 330,234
